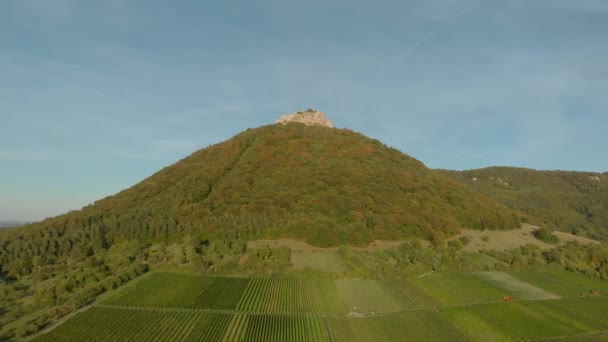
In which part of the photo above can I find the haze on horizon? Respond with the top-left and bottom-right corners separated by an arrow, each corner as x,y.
1,0 -> 607,221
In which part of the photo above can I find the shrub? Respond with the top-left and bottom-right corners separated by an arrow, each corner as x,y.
458,236 -> 471,246
532,227 -> 560,244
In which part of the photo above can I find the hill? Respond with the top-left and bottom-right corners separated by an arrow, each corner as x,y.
437,167 -> 608,241
2,124 -> 521,259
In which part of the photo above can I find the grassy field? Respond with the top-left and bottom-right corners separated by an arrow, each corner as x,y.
34,271 -> 608,341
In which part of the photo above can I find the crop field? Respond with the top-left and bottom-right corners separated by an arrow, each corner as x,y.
35,309 -> 468,342
326,311 -> 468,342
444,297 -> 608,341
335,278 -> 442,313
336,280 -> 403,313
566,332 -> 608,342
242,314 -> 328,341
102,273 -> 216,307
509,270 -> 608,298
237,277 -> 349,313
380,278 -> 438,309
36,307 -> 232,342
35,271 -> 608,341
103,273 -> 250,310
411,272 -> 514,305
105,273 -> 349,313
475,271 -> 560,300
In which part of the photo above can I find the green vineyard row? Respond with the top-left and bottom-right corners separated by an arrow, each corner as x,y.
35,307 -> 465,342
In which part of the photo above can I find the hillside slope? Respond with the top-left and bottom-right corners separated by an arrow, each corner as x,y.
438,167 -> 608,241
3,124 -> 519,254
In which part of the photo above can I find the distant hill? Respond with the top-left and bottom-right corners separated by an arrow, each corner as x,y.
438,167 -> 608,241
0,220 -> 24,229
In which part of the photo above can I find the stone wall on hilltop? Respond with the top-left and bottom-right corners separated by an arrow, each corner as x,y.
275,110 -> 333,128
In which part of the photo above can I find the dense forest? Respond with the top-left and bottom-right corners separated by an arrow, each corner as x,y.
438,167 -> 608,241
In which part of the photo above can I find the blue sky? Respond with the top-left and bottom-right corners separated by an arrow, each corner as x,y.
1,0 -> 607,221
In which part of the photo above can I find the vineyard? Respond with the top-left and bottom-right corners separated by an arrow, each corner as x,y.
444,297 -> 608,340
237,277 -> 349,313
34,271 -> 608,341
103,273 -> 250,309
37,307 -> 233,342
35,307 -> 467,342
508,270 -> 608,298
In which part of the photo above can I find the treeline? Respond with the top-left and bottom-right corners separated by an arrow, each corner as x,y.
438,167 -> 608,241
480,241 -> 608,280
326,240 -> 608,281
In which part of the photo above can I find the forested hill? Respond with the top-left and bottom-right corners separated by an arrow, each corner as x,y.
438,167 -> 608,241
1,124 -> 520,273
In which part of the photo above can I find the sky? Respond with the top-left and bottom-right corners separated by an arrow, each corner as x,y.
1,0 -> 607,221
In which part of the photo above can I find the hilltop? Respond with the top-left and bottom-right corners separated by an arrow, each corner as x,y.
275,108 -> 333,127
438,167 -> 608,241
